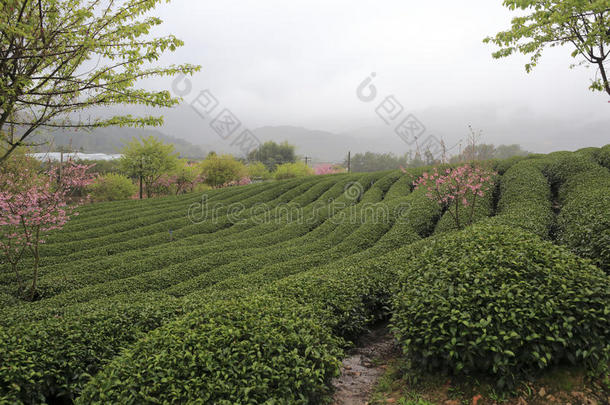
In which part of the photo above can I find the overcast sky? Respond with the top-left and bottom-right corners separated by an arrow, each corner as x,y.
139,0 -> 608,152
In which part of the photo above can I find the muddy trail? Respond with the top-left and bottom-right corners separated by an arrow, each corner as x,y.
332,325 -> 398,405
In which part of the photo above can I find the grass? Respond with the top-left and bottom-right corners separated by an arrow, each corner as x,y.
371,358 -> 609,405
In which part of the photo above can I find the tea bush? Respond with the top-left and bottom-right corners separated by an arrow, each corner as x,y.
542,151 -> 599,186
78,296 -> 343,405
492,155 -> 528,175
488,159 -> 554,238
0,293 -> 188,404
595,143 -> 610,169
557,166 -> 610,273
433,188 -> 494,234
3,152 -> 609,403
0,171 -> 400,402
392,224 -> 610,388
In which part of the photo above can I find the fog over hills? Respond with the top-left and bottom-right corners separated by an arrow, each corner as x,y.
32,127 -> 207,159
43,101 -> 610,163
36,0 -> 610,163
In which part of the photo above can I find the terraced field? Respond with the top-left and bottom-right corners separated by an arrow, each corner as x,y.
1,146 -> 609,404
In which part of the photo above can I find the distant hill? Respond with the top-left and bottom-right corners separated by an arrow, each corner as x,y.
252,125 -> 411,163
31,127 -> 207,159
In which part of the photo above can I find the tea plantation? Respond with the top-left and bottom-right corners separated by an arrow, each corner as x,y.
1,146 -> 609,404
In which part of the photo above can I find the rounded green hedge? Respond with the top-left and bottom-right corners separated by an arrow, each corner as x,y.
392,224 -> 610,388
543,151 -> 599,186
489,159 -> 553,238
595,143 -> 610,169
78,295 -> 342,404
557,167 -> 610,273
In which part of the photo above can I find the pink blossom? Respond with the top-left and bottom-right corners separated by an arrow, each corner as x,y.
314,164 -> 344,175
0,159 -> 95,297
413,164 -> 497,229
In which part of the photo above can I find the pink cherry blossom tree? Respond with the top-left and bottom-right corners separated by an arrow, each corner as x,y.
414,164 -> 496,230
0,159 -> 94,300
151,174 -> 176,196
223,177 -> 252,187
314,164 -> 345,175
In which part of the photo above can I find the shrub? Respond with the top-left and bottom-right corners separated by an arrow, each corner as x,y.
492,155 -> 528,175
392,224 -> 610,388
542,151 -> 598,186
0,293 -> 187,404
487,159 -> 553,238
246,161 -> 272,180
119,136 -> 179,198
414,165 -> 496,232
193,183 -> 213,193
78,296 -> 342,404
595,143 -> 610,169
557,166 -> 610,273
199,154 -> 246,187
273,161 -> 314,180
172,159 -> 202,194
89,173 -> 137,202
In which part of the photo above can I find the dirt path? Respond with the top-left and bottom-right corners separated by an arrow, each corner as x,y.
332,325 -> 397,405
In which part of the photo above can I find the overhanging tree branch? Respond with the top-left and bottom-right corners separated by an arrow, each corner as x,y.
0,0 -> 200,165
484,1 -> 610,97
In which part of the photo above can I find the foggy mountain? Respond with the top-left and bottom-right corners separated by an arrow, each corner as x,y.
43,101 -> 609,163
31,127 -> 207,159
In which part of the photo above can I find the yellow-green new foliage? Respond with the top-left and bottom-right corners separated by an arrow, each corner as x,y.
246,161 -> 272,180
89,174 -> 137,202
119,136 -> 179,198
199,154 -> 246,187
273,161 -> 314,180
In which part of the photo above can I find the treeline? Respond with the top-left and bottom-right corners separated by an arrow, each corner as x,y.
72,139 -> 334,202
346,144 -> 529,172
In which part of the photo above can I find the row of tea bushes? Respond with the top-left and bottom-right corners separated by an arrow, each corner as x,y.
24,177 -> 341,299
79,295 -> 344,405
43,183 -> 241,241
0,169 -> 426,403
0,178 -> 387,403
197,185 -> 440,333
488,159 -> 554,238
36,178 -> 305,258
1,175 -> 376,320
164,180 -> 403,297
0,178 -> 294,284
0,175 -> 346,291
556,164 -> 610,273
75,189 -> 441,403
391,223 -> 610,388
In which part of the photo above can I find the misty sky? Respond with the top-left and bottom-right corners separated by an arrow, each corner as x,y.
139,0 -> 609,153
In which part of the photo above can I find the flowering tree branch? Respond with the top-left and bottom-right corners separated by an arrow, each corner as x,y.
0,0 -> 201,164
414,165 -> 496,230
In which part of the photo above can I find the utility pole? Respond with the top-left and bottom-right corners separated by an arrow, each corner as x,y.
139,157 -> 144,200
347,151 -> 351,173
304,156 -> 310,166
58,151 -> 63,185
